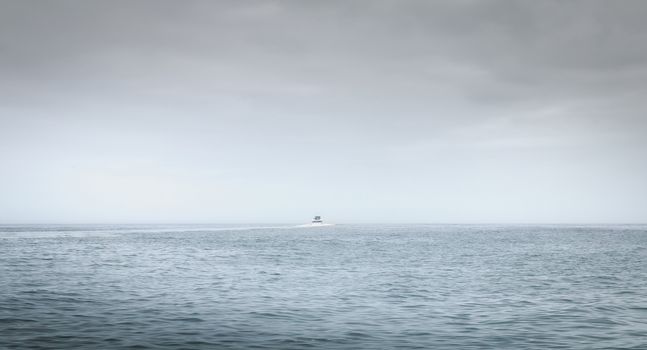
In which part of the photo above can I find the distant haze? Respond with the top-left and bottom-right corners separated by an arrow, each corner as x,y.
1,0 -> 646,224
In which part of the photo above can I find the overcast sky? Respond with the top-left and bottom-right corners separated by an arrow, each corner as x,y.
1,0 -> 646,224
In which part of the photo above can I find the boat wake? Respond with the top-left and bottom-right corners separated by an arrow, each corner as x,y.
294,223 -> 335,228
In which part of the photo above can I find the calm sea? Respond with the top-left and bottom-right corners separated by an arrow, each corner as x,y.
1,224 -> 646,349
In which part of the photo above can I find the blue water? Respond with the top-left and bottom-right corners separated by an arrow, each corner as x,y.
1,224 -> 646,349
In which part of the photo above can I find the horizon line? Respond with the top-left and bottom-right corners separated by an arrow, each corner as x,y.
1,222 -> 646,226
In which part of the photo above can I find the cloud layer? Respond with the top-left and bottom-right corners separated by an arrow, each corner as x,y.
1,0 -> 646,223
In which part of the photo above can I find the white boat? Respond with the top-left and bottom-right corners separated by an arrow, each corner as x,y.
297,216 -> 334,227
312,215 -> 323,225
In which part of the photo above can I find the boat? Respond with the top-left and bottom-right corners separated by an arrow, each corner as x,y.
297,215 -> 333,227
312,215 -> 323,225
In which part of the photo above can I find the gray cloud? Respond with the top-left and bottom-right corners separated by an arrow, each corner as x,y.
1,0 -> 646,223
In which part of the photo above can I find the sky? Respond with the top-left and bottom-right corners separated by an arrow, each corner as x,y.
1,0 -> 646,224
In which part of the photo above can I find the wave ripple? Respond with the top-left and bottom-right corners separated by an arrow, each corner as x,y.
2,224 -> 647,349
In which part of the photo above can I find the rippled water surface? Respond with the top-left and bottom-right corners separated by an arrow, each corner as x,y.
1,224 -> 646,349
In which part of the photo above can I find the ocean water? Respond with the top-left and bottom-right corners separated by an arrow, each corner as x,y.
1,224 -> 646,349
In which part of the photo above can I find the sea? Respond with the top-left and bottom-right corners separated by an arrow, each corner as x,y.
1,224 -> 646,349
